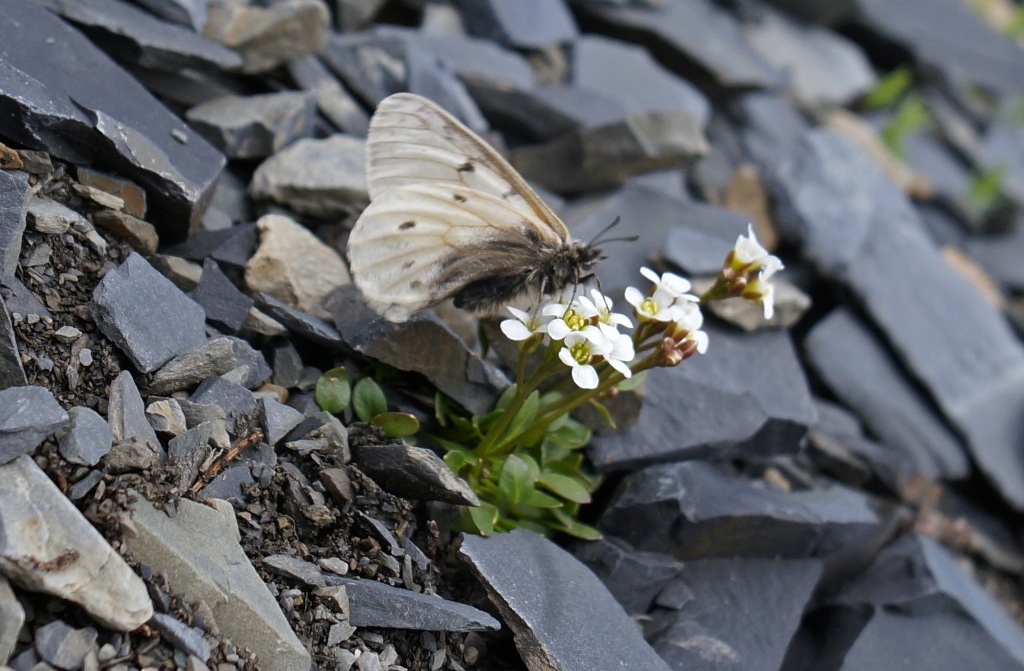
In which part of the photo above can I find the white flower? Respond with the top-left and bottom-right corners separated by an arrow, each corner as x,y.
577,289 -> 632,339
744,278 -> 776,320
733,225 -> 784,276
625,267 -> 698,322
604,332 -> 635,377
500,306 -> 548,341
544,301 -> 592,341
673,302 -> 709,354
557,327 -> 609,389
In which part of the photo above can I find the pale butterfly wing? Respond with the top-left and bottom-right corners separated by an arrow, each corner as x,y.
365,92 -> 570,240
348,182 -> 563,322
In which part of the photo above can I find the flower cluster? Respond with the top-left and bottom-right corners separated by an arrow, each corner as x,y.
706,224 -> 784,319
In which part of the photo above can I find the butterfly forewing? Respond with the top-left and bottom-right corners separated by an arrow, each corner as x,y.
366,93 -> 570,240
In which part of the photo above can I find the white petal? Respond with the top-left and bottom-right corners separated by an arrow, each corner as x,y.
607,358 -> 632,378
597,322 -> 621,341
576,295 -> 600,318
608,312 -> 633,329
500,319 -> 532,341
563,331 -> 588,347
543,303 -> 568,317
548,319 -> 572,340
558,347 -> 577,368
660,272 -> 692,296
761,255 -> 784,280
506,306 -> 530,322
581,325 -> 611,351
624,286 -> 645,308
762,285 -> 776,320
610,333 -> 635,360
691,330 -> 710,354
572,364 -> 599,389
640,266 -> 660,284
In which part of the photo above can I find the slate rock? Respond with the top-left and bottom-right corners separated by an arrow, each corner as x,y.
459,529 -> 672,671
269,341 -> 304,389
979,121 -> 1024,209
804,308 -> 970,481
78,169 -> 146,218
0,456 -> 153,630
249,137 -> 368,218
57,407 -> 113,467
573,536 -> 684,616
0,170 -> 30,281
134,0 -> 207,30
126,497 -> 310,671
0,385 -> 69,464
590,324 -> 815,470
330,576 -> 499,632
0,0 -> 225,241
189,377 -> 257,433
91,210 -> 160,256
244,214 -> 351,317
0,575 -> 24,665
285,411 -> 350,461
285,55 -> 371,136
601,460 -> 879,560
205,0 -> 330,74
964,221 -> 1024,293
26,197 -> 85,235
661,201 -> 755,275
459,0 -> 577,48
574,0 -> 784,89
34,620 -> 98,671
198,464 -> 254,501
189,259 -> 254,333
103,436 -> 161,474
264,554 -> 326,587
649,557 -> 823,671
168,421 -> 213,492
326,285 -> 507,416
92,253 -> 208,373
108,370 -> 161,449
254,292 -> 346,350
742,5 -> 874,107
186,92 -> 317,159
148,336 -> 271,395
0,297 -> 26,389
39,0 -> 241,73
68,469 -> 104,501
351,441 -> 479,506
147,398 -> 188,435
752,127 -> 1024,510
259,396 -> 304,446
150,613 -> 212,662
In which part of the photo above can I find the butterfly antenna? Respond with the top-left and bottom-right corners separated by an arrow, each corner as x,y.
588,216 -> 622,246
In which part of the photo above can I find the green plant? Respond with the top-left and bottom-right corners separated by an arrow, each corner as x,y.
316,368 -> 420,438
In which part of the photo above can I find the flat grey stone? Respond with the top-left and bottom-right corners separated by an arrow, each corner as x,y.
125,497 -> 310,671
58,407 -> 113,467
108,371 -> 160,450
0,456 -> 152,630
146,398 -> 188,435
249,135 -> 368,218
805,308 -> 970,481
168,422 -> 213,492
187,92 -> 317,159
188,260 -> 255,333
0,1 -> 225,241
326,285 -> 507,416
260,397 -> 304,446
148,336 -> 271,395
34,620 -> 98,671
269,342 -> 303,389
330,576 -> 499,632
573,536 -> 683,616
92,253 -> 208,373
0,385 -> 68,464
26,197 -> 85,235
0,296 -> 26,389
102,436 -> 161,474
459,0 -> 577,48
286,55 -> 370,136
0,169 -> 30,281
459,529 -> 671,671
205,0 -> 330,74
188,377 -> 257,433
197,464 -> 253,501
0,575 -> 24,665
150,613 -> 212,662
68,469 -> 104,501
351,442 -> 479,506
177,399 -> 230,449
133,0 -> 207,30
263,554 -> 326,587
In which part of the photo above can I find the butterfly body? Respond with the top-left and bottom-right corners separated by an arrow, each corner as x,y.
347,93 -> 600,322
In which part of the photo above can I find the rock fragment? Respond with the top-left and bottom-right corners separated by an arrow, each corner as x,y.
249,137 -> 368,218
0,386 -> 69,464
57,407 -> 113,466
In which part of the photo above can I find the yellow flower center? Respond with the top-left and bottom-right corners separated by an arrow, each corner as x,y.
569,342 -> 591,364
641,298 -> 659,316
564,308 -> 588,331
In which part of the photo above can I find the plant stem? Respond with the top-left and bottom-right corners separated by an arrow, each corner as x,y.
476,342 -> 559,457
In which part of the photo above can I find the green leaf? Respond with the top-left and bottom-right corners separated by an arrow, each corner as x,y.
965,165 -> 1007,209
498,455 -> 534,507
862,65 -> 913,110
550,509 -> 602,541
314,367 -> 350,414
434,392 -> 450,427
477,408 -> 505,433
371,412 -> 419,437
616,369 -> 647,391
352,377 -> 388,422
538,472 -> 592,504
443,447 -> 476,474
495,384 -> 518,412
518,452 -> 541,482
506,391 -> 540,439
468,503 -> 498,536
525,489 -> 563,509
881,95 -> 930,157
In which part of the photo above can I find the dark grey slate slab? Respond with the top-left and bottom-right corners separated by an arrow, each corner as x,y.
573,536 -> 683,616
661,200 -> 755,275
148,336 -> 270,395
34,620 -> 98,671
350,441 -> 479,506
0,170 -> 31,281
189,259 -> 254,334
0,296 -> 26,390
39,0 -> 241,73
459,0 -> 577,48
0,386 -> 69,464
331,577 -> 499,632
649,557 -> 823,671
459,529 -> 672,671
804,308 -> 969,481
133,0 -> 207,31
285,55 -> 370,136
601,461 -> 879,559
752,127 -> 1024,509
590,324 -> 816,471
259,397 -> 304,446
0,0 -> 225,241
253,292 -> 346,350
58,407 -> 113,467
92,253 -> 207,373
150,613 -> 212,662
108,370 -> 161,449
964,220 -> 1024,293
186,92 -> 317,159
189,377 -> 257,433
979,121 -> 1024,208
573,0 -> 784,89
404,45 -> 490,136
325,285 -> 507,416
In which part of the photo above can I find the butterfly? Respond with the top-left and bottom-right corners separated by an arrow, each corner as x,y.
346,92 -> 602,323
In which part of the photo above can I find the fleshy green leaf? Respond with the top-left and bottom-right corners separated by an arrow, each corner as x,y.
587,398 -> 616,430
550,509 -> 603,540
538,471 -> 592,504
524,489 -> 563,509
371,412 -> 419,437
498,455 -> 534,507
468,503 -> 498,536
352,377 -> 388,422
495,384 -> 518,412
506,391 -> 540,439
315,367 -> 350,414
443,447 -> 476,474
518,452 -> 541,482
862,65 -> 913,110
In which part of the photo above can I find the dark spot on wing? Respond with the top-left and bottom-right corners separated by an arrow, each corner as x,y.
402,260 -> 414,270
410,280 -> 423,289
457,161 -> 475,173
399,220 -> 416,230
503,189 -> 517,200
453,193 -> 468,203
